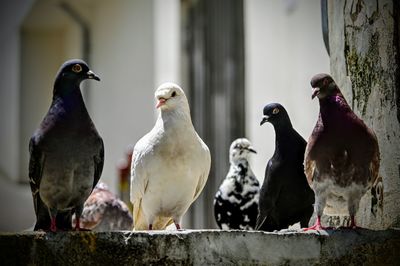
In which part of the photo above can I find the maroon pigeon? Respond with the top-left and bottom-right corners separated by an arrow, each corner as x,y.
304,73 -> 380,230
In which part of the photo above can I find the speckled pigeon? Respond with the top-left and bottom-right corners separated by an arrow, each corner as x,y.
29,59 -> 104,232
72,182 -> 133,231
130,82 -> 211,230
256,103 -> 315,231
214,138 -> 260,230
304,73 -> 380,230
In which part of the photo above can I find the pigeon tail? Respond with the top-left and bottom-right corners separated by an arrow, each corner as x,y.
132,200 -> 173,230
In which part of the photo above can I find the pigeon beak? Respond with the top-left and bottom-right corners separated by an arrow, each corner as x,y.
156,98 -> 167,108
260,115 -> 269,126
87,70 -> 100,81
311,88 -> 320,99
248,147 -> 257,154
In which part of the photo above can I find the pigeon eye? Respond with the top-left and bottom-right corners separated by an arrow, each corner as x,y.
72,64 -> 82,73
272,108 -> 280,115
171,91 -> 177,97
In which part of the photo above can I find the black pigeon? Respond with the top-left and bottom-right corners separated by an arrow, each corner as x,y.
256,103 -> 314,231
29,59 -> 104,231
304,73 -> 380,230
214,138 -> 260,230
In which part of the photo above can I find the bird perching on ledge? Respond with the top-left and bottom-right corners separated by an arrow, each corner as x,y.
29,59 -> 103,232
130,83 -> 211,230
256,103 -> 314,231
304,73 -> 380,230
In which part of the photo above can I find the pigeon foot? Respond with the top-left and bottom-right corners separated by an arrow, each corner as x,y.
50,218 -> 57,232
303,216 -> 333,231
303,223 -> 330,231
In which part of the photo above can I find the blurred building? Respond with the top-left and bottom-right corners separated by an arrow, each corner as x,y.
0,0 -> 329,231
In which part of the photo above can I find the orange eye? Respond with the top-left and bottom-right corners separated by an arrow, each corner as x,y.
72,64 -> 82,73
272,108 -> 280,114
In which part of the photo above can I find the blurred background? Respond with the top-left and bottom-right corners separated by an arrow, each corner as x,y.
0,0 -> 329,231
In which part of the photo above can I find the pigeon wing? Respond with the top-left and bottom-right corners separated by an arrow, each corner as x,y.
304,152 -> 317,188
93,138 -> 104,190
304,115 -> 324,187
364,124 -> 380,188
130,141 -> 150,229
28,134 -> 44,216
255,160 -> 282,230
193,142 -> 211,201
370,151 -> 380,188
130,148 -> 149,204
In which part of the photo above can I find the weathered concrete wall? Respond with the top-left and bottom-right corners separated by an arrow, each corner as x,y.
328,0 -> 400,229
0,230 -> 398,265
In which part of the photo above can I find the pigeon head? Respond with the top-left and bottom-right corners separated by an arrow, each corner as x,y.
260,103 -> 291,128
55,59 -> 100,88
229,138 -> 256,164
95,182 -> 109,191
310,73 -> 338,100
155,82 -> 189,112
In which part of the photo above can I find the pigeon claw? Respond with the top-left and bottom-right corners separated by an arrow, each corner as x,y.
50,218 -> 57,232
303,216 -> 332,231
303,223 -> 325,231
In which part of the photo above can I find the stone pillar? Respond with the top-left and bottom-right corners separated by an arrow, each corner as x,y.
328,0 -> 400,229
183,0 -> 245,228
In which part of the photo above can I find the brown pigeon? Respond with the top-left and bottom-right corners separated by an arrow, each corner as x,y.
73,182 -> 133,231
304,73 -> 380,230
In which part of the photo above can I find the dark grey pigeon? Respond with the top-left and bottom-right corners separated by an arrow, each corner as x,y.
29,59 -> 104,232
256,103 -> 314,231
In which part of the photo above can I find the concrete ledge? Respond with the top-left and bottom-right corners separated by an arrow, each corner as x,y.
0,229 -> 399,265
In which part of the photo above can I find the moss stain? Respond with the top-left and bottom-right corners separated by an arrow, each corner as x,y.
350,0 -> 363,23
80,233 -> 97,253
345,32 -> 381,116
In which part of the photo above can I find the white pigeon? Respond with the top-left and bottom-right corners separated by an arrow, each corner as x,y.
130,82 -> 211,230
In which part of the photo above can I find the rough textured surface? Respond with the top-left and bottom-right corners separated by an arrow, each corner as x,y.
328,0 -> 400,229
0,229 -> 399,265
